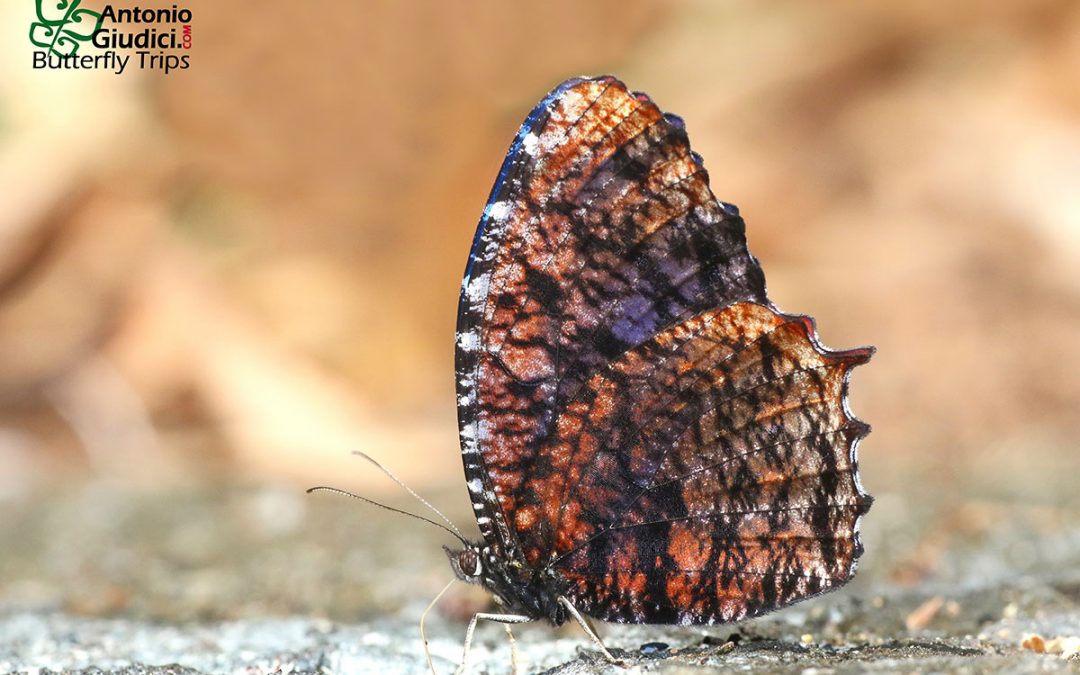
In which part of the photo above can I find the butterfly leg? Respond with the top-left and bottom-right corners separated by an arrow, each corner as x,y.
503,623 -> 519,675
456,612 -> 531,675
420,578 -> 457,675
558,596 -> 625,666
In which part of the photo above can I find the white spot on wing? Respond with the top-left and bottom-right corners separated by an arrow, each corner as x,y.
465,275 -> 487,304
484,200 -> 511,222
476,418 -> 492,441
456,330 -> 480,352
459,423 -> 476,443
522,132 -> 539,156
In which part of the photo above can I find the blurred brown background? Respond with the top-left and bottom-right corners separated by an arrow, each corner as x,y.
1,0 -> 1079,618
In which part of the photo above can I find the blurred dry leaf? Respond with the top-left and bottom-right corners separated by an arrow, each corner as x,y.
0,0 -> 1078,493
110,250 -> 455,488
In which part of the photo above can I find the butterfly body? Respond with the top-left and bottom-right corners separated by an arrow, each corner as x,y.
446,543 -> 571,625
451,76 -> 873,633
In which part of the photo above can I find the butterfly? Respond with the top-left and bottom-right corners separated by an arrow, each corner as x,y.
438,75 -> 873,671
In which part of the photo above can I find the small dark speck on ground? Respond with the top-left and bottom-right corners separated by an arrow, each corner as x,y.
2,456 -> 1080,673
638,641 -> 668,655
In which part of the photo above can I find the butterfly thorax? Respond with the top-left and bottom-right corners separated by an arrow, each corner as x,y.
444,543 -> 568,625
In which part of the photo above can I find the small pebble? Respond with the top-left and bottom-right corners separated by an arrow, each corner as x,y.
639,641 -> 669,655
1032,636 -> 1080,660
801,633 -> 815,644
1048,636 -> 1080,660
1021,634 -> 1045,653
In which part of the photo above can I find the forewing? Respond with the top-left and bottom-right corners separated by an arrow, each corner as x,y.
455,77 -> 768,565
545,302 -> 873,624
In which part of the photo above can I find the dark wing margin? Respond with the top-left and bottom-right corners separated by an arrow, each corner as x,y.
454,76 -> 770,568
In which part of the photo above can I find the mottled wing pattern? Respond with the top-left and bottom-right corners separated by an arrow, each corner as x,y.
456,75 -> 872,624
456,76 -> 767,568
546,303 -> 872,624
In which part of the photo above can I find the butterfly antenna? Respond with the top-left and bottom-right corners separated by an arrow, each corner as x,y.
350,450 -> 467,541
306,486 -> 468,545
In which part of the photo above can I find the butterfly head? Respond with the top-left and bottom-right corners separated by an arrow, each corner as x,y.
444,539 -> 566,624
444,543 -> 485,582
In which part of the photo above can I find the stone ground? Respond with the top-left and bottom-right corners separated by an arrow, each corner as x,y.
1,451 -> 1079,673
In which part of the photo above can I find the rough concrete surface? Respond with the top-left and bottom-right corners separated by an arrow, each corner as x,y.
2,458 -> 1079,673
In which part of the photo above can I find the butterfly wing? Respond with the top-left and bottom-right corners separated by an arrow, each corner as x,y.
545,302 -> 873,624
455,77 -> 769,568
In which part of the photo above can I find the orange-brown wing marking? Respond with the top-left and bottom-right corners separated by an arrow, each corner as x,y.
532,302 -> 872,624
456,77 -> 767,568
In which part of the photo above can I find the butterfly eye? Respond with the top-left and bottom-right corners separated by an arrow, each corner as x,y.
458,549 -> 481,577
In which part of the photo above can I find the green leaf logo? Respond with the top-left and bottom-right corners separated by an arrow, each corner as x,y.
29,0 -> 103,56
